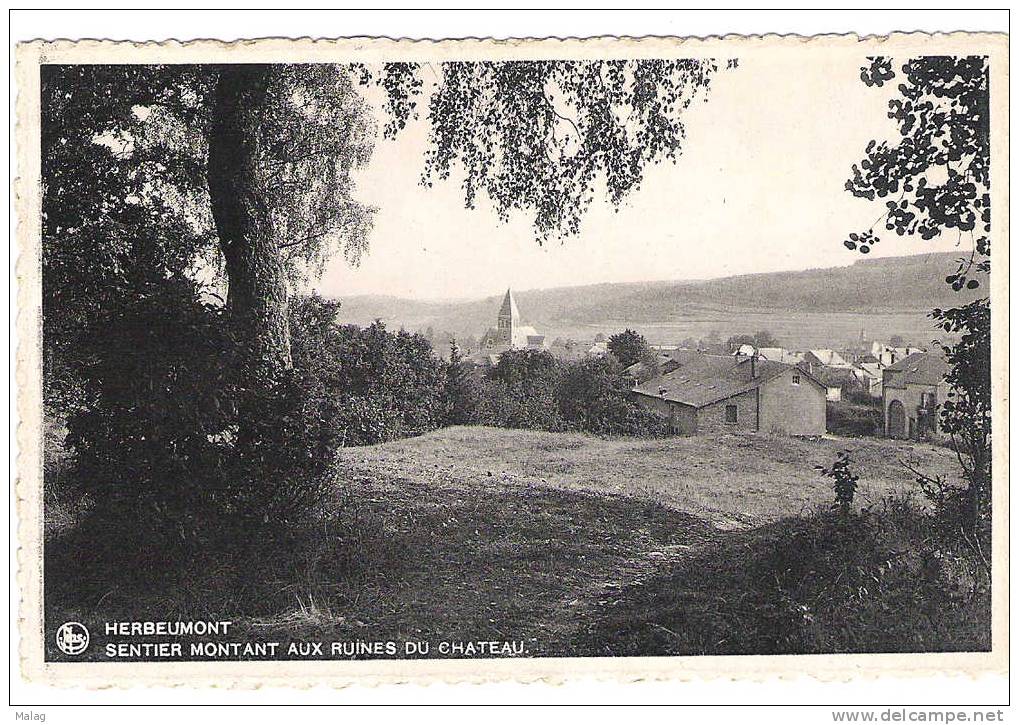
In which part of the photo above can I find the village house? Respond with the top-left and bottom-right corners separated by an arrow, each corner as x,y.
882,351 -> 951,440
871,341 -> 925,367
852,360 -> 884,398
758,347 -> 805,365
797,348 -> 864,401
807,365 -> 863,402
631,351 -> 827,436
587,341 -> 609,357
802,348 -> 853,369
733,344 -> 804,366
623,352 -> 679,382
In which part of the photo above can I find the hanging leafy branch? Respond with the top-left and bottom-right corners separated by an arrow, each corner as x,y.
358,59 -> 725,242
843,55 -> 992,538
844,56 -> 990,287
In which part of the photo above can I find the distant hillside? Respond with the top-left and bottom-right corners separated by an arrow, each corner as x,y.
335,252 -> 981,325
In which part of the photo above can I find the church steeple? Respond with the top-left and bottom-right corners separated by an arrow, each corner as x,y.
478,288 -> 542,353
495,288 -> 520,346
498,288 -> 520,325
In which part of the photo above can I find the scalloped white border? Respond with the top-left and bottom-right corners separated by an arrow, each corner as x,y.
14,32 -> 1010,688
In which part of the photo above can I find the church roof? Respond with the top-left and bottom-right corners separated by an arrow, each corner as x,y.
499,289 -> 520,321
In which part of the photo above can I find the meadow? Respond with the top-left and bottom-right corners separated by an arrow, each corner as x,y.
46,426 -> 986,660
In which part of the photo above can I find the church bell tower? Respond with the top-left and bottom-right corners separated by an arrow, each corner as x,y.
497,289 -> 520,346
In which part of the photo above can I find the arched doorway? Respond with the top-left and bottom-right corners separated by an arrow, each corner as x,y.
888,400 -> 906,439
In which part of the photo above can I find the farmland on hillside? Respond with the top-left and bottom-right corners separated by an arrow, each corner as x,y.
334,252 -> 980,349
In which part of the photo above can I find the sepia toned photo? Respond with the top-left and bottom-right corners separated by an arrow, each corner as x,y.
15,32 -> 1007,686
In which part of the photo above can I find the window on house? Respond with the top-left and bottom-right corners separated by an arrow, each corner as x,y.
725,404 -> 738,423
792,374 -> 801,385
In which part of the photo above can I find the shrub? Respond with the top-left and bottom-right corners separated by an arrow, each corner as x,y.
816,451 -> 859,516
470,372 -> 567,432
467,351 -> 668,437
844,388 -> 878,406
473,350 -> 567,431
607,329 -> 651,368
743,498 -> 990,653
66,281 -> 247,540
558,357 -> 669,436
826,400 -> 882,436
63,287 -> 351,556
441,340 -> 477,425
579,494 -> 990,656
297,311 -> 447,446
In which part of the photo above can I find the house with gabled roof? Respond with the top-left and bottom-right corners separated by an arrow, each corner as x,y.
882,351 -> 950,440
631,351 -> 827,436
757,347 -> 805,365
803,348 -> 853,369
871,341 -> 926,367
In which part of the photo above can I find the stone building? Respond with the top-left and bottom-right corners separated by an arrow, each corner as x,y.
882,351 -> 950,440
631,351 -> 827,436
871,341 -> 926,367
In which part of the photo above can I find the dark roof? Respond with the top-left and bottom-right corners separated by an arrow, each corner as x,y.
633,353 -> 804,408
885,351 -> 949,386
623,353 -> 676,377
811,366 -> 861,388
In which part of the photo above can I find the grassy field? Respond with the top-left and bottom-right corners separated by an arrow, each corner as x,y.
346,426 -> 961,529
46,426 -> 983,660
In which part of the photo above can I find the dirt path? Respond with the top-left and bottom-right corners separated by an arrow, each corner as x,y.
320,456 -> 723,655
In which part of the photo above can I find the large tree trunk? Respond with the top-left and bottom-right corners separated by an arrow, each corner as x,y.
207,64 -> 292,377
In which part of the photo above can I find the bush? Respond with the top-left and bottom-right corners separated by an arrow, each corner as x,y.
816,451 -> 859,516
741,499 -> 990,653
470,370 -> 567,432
442,341 -> 477,425
826,400 -> 882,436
558,357 -> 669,436
844,388 -> 879,406
579,494 -> 990,655
468,350 -> 669,436
291,301 -> 447,446
63,283 -> 345,554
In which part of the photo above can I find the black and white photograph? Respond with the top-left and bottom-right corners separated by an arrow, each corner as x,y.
14,25 -> 1006,694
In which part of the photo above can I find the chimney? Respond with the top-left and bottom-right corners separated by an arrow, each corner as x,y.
751,352 -> 757,379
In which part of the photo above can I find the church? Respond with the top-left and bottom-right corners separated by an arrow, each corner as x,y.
477,289 -> 547,355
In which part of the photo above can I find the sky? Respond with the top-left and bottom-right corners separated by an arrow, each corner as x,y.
313,52 -> 964,302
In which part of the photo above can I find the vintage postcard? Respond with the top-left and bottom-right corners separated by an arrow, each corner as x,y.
15,32 -> 1008,687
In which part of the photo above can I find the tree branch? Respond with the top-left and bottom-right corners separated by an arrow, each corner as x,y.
542,90 -> 582,142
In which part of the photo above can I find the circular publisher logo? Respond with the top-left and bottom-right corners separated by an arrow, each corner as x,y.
55,622 -> 89,656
